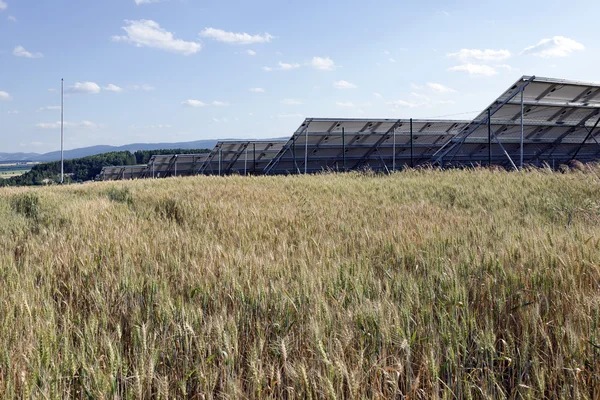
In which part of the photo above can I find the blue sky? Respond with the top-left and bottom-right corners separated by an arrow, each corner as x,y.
0,0 -> 597,153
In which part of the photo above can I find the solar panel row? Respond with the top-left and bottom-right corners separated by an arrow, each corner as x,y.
99,75 -> 600,181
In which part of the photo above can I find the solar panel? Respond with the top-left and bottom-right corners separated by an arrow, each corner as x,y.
264,118 -> 471,174
146,154 -> 209,178
435,76 -> 600,167
198,140 -> 287,175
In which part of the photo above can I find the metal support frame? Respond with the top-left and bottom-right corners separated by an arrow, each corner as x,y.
410,118 -> 414,168
353,120 -> 403,170
304,129 -> 308,174
432,76 -> 535,166
570,112 -> 600,161
244,146 -> 248,176
342,127 -> 346,171
218,148 -> 222,176
253,143 -> 257,175
520,90 -> 524,168
488,108 -> 492,166
375,148 -> 390,174
392,127 -> 396,171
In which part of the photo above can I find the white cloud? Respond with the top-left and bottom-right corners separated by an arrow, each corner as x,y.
263,61 -> 301,71
67,82 -> 101,94
37,106 -> 61,112
426,82 -> 456,93
373,92 -> 382,98
0,1 -> 6,11
333,80 -> 357,89
105,84 -> 123,92
182,99 -> 206,107
410,92 -> 430,101
278,113 -> 303,119
134,0 -> 162,4
245,49 -> 256,56
448,49 -> 511,62
200,27 -> 273,45
8,15 -> 16,22
0,91 -> 12,101
336,102 -> 355,108
281,98 -> 302,105
128,84 -> 155,91
36,120 -> 99,129
249,87 -> 265,93
311,56 -> 335,71
522,36 -> 584,57
388,100 -> 427,109
13,45 -> 43,58
212,101 -> 229,106
112,20 -> 201,55
448,64 -> 497,76
7,110 -> 18,114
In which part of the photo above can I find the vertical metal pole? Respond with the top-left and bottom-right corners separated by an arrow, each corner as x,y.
392,126 -> 396,172
291,137 -> 296,174
152,161 -> 155,179
60,78 -> 64,184
410,118 -> 414,168
218,148 -> 222,176
520,89 -> 524,169
244,145 -> 248,176
174,157 -> 177,177
253,143 -> 256,174
304,129 -> 308,174
488,108 -> 492,166
342,127 -> 346,171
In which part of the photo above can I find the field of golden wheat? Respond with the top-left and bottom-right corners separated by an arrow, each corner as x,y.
1,168 -> 600,398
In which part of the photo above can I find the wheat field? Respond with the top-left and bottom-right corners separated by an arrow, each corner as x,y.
1,168 -> 600,399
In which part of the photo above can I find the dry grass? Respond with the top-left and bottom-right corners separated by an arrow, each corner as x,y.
1,168 -> 600,398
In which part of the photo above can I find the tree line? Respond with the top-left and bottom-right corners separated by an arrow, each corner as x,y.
0,148 -> 210,187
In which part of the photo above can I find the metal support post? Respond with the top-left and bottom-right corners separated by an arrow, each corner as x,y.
342,127 -> 346,171
304,130 -> 308,174
218,148 -> 222,176
571,112 -> 600,161
392,126 -> 396,171
488,108 -> 492,166
410,118 -> 414,168
244,145 -> 248,176
520,90 -> 524,169
253,143 -> 256,174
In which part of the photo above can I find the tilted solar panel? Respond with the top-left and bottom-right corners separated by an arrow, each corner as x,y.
264,118 -> 470,174
435,76 -> 600,167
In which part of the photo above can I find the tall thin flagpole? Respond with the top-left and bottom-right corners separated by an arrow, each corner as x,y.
61,78 -> 64,184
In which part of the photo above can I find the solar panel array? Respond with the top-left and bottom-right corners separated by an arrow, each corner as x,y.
99,75 -> 600,181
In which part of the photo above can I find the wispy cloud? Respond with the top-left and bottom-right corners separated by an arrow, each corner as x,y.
249,87 -> 265,93
37,106 -> 61,112
0,91 -> 12,101
448,63 -> 497,76
112,20 -> 201,55
281,98 -> 302,105
245,49 -> 256,56
336,101 -> 355,108
7,110 -> 18,114
311,56 -> 335,71
8,15 -> 16,22
448,48 -> 510,62
262,61 -> 301,71
36,120 -> 100,129
67,82 -> 101,94
134,0 -> 162,4
0,1 -> 6,11
278,113 -> 303,119
13,45 -> 43,58
522,36 -> 584,57
200,27 -> 273,45
212,101 -> 229,106
104,84 -> 123,93
425,82 -> 456,93
128,84 -> 155,91
333,80 -> 357,89
182,99 -> 206,107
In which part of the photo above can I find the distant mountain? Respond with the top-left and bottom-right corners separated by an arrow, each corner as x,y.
0,140 -> 221,163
